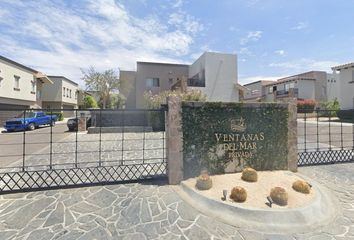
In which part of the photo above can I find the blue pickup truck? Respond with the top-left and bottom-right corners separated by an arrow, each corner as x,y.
4,111 -> 58,132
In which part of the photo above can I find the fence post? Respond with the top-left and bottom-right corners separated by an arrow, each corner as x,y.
287,98 -> 298,172
166,96 -> 183,184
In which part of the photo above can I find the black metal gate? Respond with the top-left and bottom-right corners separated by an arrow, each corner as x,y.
0,108 -> 167,193
298,109 -> 354,166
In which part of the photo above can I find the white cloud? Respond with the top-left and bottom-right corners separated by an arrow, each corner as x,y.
291,22 -> 308,30
269,58 -> 340,72
274,50 -> 286,56
172,0 -> 184,8
238,47 -> 254,57
168,11 -> 204,34
0,0 -> 203,86
240,31 -> 263,45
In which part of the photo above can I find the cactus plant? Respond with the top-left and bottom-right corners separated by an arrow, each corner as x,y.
241,167 -> 258,182
292,180 -> 311,194
230,186 -> 247,202
195,173 -> 212,190
270,187 -> 288,206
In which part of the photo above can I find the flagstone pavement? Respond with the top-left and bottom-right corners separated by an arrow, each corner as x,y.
0,163 -> 354,240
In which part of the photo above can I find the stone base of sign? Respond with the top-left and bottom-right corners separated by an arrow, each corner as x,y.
175,172 -> 338,234
78,117 -> 87,132
166,96 -> 184,185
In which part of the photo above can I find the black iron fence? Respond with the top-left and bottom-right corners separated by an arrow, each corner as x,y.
298,109 -> 354,166
0,108 -> 167,193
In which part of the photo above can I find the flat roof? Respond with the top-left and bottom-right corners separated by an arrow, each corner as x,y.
243,80 -> 275,86
264,77 -> 315,87
137,61 -> 189,67
48,75 -> 79,86
332,62 -> 354,71
0,55 -> 38,74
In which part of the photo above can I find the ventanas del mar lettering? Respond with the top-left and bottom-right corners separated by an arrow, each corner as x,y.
214,132 -> 265,160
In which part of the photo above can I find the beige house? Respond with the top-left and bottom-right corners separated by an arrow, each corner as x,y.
120,52 -> 239,109
332,62 -> 354,110
41,76 -> 78,117
242,71 -> 333,104
0,55 -> 52,123
242,80 -> 275,102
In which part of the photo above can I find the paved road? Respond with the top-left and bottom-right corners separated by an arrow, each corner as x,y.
0,122 -> 70,169
297,120 -> 354,150
0,163 -> 353,239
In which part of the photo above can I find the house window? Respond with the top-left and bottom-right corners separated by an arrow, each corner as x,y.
37,89 -> 41,100
0,69 -> 3,87
14,75 -> 20,90
63,87 -> 66,97
67,89 -> 69,97
75,91 -> 78,99
70,89 -> 72,98
31,81 -> 36,93
268,86 -> 273,93
146,78 -> 160,88
187,70 -> 206,87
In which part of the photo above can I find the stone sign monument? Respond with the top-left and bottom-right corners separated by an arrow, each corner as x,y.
166,97 -> 297,184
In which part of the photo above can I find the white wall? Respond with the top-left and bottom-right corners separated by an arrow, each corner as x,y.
326,73 -> 340,102
189,52 -> 239,102
337,68 -> 354,109
0,59 -> 36,104
297,80 -> 316,99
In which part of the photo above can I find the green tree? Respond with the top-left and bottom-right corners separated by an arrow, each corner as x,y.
107,93 -> 126,109
82,95 -> 98,108
82,67 -> 120,109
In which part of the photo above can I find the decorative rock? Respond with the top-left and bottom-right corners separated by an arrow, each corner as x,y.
292,180 -> 311,194
196,173 -> 213,190
270,187 -> 288,206
230,186 -> 247,202
241,168 -> 258,182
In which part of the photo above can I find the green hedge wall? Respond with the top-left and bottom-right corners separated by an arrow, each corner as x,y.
181,102 -> 289,178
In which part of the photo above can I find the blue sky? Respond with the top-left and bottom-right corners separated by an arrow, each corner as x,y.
1,0 -> 354,86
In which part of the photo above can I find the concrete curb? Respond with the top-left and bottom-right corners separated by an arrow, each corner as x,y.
173,172 -> 338,234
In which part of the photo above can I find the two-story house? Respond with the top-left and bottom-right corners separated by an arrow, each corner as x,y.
242,71 -> 337,104
120,52 -> 239,108
41,76 -> 78,117
0,55 -> 52,124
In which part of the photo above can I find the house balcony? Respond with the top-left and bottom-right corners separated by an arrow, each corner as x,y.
276,88 -> 299,98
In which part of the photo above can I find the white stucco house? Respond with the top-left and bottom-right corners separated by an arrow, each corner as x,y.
332,62 -> 354,110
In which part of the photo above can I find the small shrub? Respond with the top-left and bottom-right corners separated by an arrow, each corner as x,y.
195,173 -> 212,190
270,187 -> 288,206
292,180 -> 311,194
46,112 -> 64,121
144,90 -> 206,109
230,186 -> 247,202
319,98 -> 340,117
241,168 -> 258,182
297,99 -> 316,113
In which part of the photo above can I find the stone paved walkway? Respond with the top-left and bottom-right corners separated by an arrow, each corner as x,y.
0,163 -> 354,240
